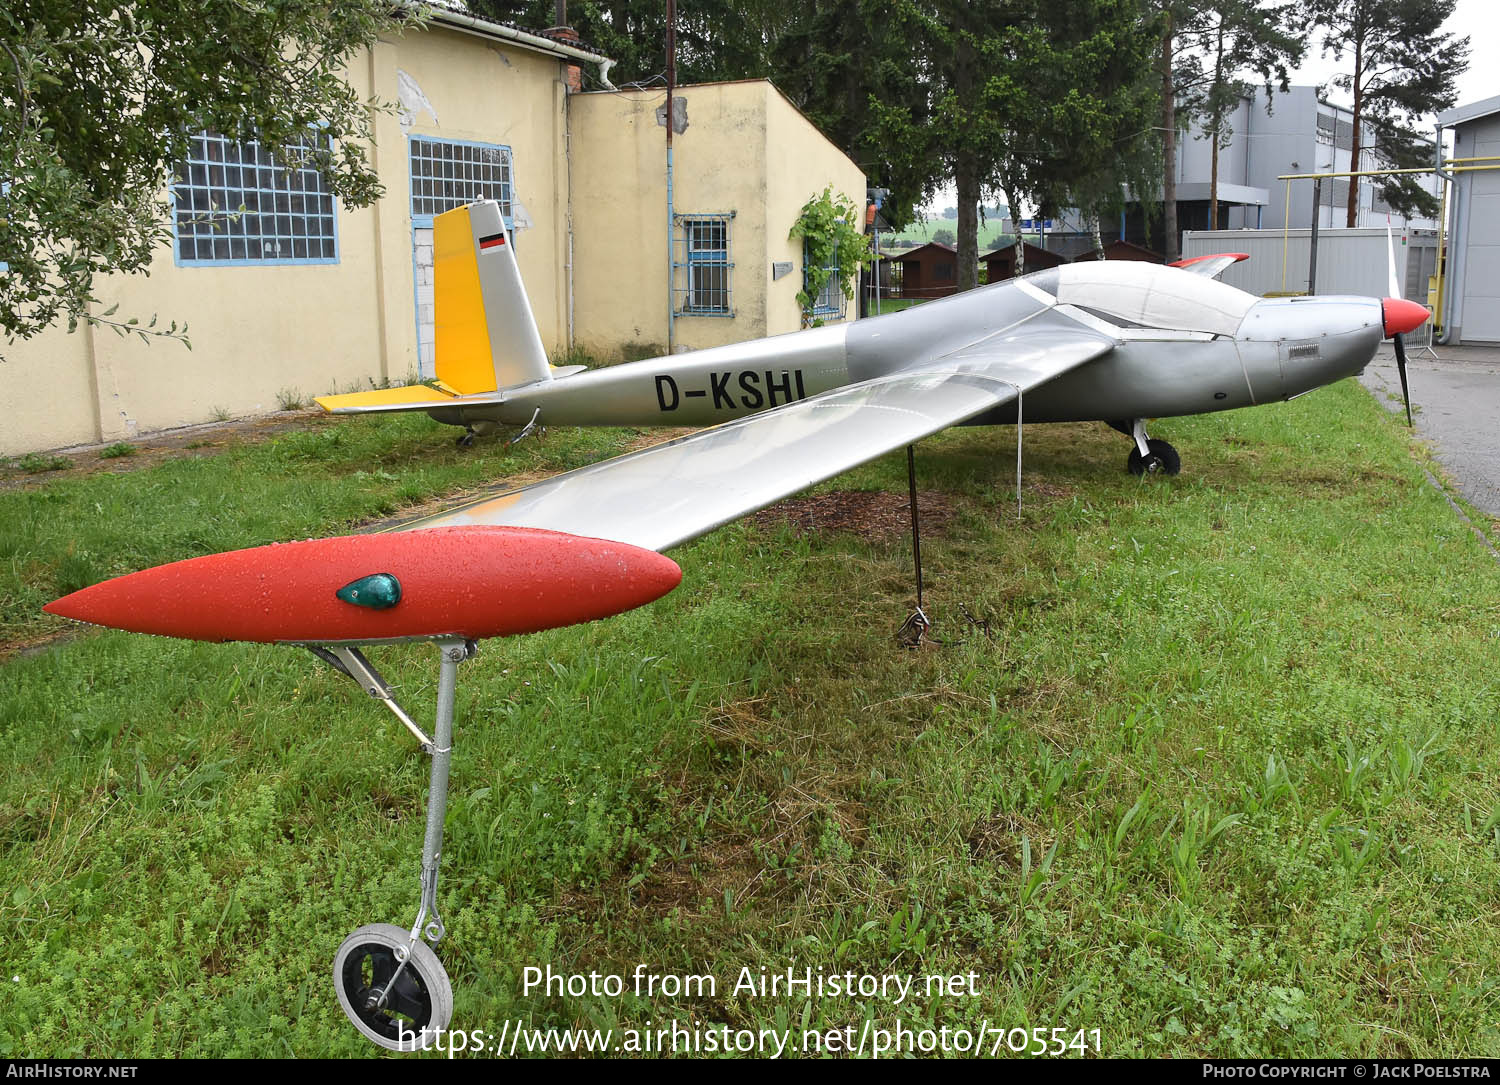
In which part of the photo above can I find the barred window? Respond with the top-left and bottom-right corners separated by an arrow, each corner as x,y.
674,215 -> 734,316
172,131 -> 337,265
804,239 -> 843,316
410,138 -> 512,220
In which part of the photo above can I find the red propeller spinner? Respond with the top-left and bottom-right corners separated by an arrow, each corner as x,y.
1382,297 -> 1429,338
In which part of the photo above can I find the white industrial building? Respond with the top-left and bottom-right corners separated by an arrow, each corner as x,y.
1435,94 -> 1500,345
1178,85 -> 1441,235
1036,85 -> 1442,261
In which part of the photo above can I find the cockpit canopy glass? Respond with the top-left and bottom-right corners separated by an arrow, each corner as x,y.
1026,263 -> 1257,336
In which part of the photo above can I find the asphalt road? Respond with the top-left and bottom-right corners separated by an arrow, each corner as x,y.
1360,342 -> 1500,525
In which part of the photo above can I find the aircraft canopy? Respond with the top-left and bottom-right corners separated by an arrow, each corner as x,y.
1032,262 -> 1258,337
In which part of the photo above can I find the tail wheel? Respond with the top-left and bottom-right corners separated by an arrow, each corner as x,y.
1127,438 -> 1181,477
334,923 -> 453,1052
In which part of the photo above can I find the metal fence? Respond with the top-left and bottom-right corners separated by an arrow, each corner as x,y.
1182,227 -> 1438,300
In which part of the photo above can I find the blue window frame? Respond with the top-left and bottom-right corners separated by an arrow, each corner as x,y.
408,137 -> 513,227
171,130 -> 338,266
674,214 -> 734,316
805,239 -> 843,317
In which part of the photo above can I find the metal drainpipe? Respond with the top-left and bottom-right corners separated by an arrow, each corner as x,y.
565,87 -> 575,351
1439,179 -> 1464,345
1435,122 -> 1457,345
1308,178 -> 1321,295
665,0 -> 676,354
666,146 -> 675,353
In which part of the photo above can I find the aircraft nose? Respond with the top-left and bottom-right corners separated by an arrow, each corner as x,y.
1382,297 -> 1429,337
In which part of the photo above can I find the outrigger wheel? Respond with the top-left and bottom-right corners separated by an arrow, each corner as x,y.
334,923 -> 453,1051
319,637 -> 476,1051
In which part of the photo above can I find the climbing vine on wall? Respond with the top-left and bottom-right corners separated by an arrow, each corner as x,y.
790,187 -> 872,326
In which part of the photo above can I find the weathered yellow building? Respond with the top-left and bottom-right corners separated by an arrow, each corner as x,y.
571,81 -> 866,356
0,9 -> 864,457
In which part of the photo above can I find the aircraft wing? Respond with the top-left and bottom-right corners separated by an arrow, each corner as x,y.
1168,253 -> 1249,280
394,326 -> 1115,552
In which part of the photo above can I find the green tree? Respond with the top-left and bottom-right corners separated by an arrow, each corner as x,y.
984,1 -> 1158,280
1029,1 -> 1163,263
1153,0 -> 1301,257
480,2 -> 938,229
472,1 -> 796,87
1058,106 -> 1162,261
1308,0 -> 1469,225
770,0 -> 935,229
0,0 -> 413,344
906,0 -> 1159,285
1155,0 -> 1186,262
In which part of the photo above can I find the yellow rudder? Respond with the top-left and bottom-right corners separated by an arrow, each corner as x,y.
433,205 -> 499,395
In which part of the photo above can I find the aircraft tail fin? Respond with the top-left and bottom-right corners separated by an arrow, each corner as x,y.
434,200 -> 552,394
317,201 -> 564,417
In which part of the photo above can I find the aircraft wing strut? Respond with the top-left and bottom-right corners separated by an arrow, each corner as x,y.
395,325 -> 1115,552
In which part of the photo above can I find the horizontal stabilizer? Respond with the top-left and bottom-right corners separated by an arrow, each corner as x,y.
317,385 -> 482,415
1168,253 -> 1249,281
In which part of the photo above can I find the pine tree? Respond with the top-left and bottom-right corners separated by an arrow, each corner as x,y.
877,0 -> 1161,288
1307,0 -> 1469,225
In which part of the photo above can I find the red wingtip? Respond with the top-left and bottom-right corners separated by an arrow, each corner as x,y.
1382,297 -> 1429,337
1169,252 -> 1249,268
631,547 -> 684,604
41,596 -> 83,620
42,527 -> 684,644
43,587 -> 123,627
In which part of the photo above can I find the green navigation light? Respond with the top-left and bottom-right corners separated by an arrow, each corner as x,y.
335,573 -> 402,610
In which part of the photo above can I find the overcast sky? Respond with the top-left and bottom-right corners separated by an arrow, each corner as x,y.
920,0 -> 1494,217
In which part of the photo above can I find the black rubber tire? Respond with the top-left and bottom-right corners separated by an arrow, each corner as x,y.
1126,438 -> 1181,477
333,923 -> 452,1052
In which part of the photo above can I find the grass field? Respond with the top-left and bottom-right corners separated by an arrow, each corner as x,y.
1,381 -> 1498,1058
866,297 -> 925,315
883,212 -> 1028,252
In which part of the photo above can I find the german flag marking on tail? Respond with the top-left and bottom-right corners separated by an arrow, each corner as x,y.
479,232 -> 506,251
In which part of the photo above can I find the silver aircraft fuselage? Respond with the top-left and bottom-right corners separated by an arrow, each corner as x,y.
426,263 -> 1386,436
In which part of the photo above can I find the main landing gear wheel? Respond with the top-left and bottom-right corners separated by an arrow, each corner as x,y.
1111,419 -> 1181,477
334,923 -> 453,1052
455,429 -> 477,449
1127,438 -> 1181,477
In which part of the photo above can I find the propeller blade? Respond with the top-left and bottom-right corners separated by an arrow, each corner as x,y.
1392,332 -> 1413,427
1386,222 -> 1402,299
